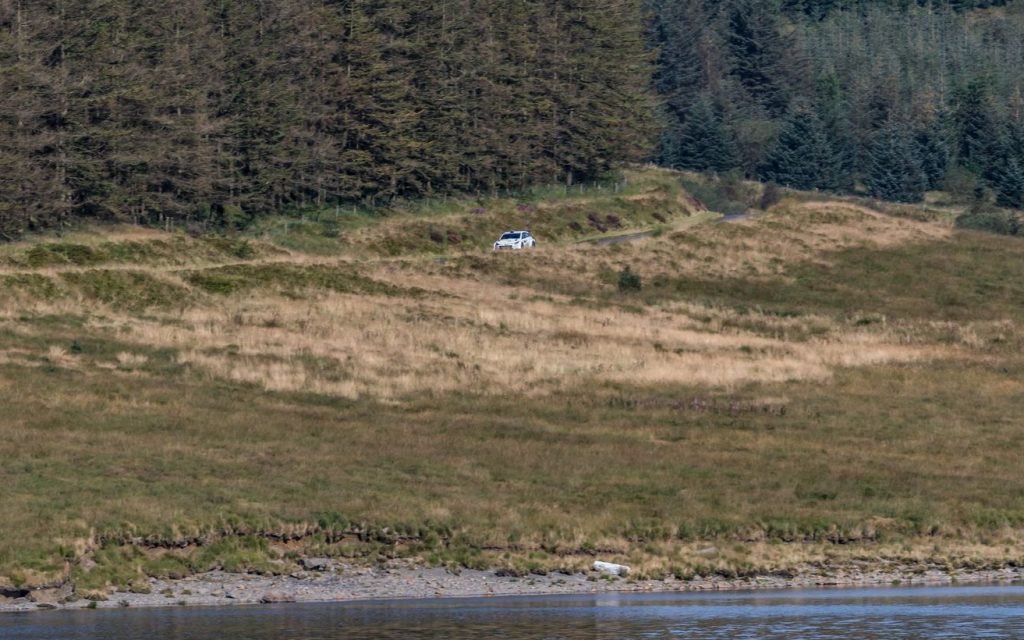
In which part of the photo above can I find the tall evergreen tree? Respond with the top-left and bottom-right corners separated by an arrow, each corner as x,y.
0,0 -> 64,236
649,0 -> 715,165
534,0 -> 655,186
867,124 -> 927,203
815,67 -> 855,191
951,79 -> 1000,173
760,105 -> 840,190
664,94 -> 739,173
992,157 -> 1024,209
725,0 -> 805,117
914,120 -> 950,192
984,120 -> 1024,209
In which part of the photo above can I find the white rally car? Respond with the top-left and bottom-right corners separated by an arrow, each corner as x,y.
493,230 -> 537,250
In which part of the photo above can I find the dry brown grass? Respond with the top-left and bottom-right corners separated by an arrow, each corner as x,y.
11,273 -> 941,402
0,190 -> 967,403
647,199 -> 954,280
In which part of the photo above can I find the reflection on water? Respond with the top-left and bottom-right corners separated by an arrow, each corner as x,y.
4,585 -> 1024,640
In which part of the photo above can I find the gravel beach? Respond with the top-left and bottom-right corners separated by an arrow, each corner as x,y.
4,560 -> 1024,614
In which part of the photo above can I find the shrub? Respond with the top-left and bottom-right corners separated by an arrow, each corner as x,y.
955,211 -> 1023,236
759,183 -> 783,210
679,176 -> 747,217
231,240 -> 256,260
942,166 -> 978,204
617,266 -> 642,292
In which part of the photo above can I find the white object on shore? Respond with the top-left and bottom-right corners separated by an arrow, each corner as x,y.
592,561 -> 630,577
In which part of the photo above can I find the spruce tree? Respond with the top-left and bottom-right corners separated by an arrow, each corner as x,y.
993,157 -> 1024,209
529,0 -> 655,187
815,68 -> 855,191
0,0 -> 64,236
760,106 -> 840,190
985,125 -> 1024,209
667,95 -> 739,173
952,79 -> 999,173
649,0 -> 713,166
914,121 -> 950,192
726,0 -> 805,118
867,124 -> 927,204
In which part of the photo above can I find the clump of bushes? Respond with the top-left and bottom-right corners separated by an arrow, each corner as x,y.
759,183 -> 783,210
618,266 -> 642,292
955,211 -> 1023,236
678,175 -> 749,217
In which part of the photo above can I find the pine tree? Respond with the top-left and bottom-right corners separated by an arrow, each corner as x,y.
993,157 -> 1024,209
509,0 -> 654,187
914,121 -> 950,192
867,124 -> 927,204
760,105 -> 840,190
649,0 -> 715,166
666,95 -> 739,173
726,0 -> 805,118
0,0 -> 65,236
952,79 -> 999,173
985,122 -> 1024,209
815,68 -> 855,191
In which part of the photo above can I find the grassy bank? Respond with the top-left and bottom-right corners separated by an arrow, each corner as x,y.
3,168 -> 1024,596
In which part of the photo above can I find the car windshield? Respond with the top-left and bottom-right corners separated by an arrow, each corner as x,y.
500,232 -> 522,240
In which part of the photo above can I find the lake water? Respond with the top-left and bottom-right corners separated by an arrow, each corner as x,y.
4,585 -> 1024,639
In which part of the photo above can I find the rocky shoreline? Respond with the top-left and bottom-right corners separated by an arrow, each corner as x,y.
3,560 -> 1024,614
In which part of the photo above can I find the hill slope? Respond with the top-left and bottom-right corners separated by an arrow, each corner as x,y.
3,168 -> 1024,596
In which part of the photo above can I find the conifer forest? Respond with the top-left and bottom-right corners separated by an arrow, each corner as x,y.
3,0 -> 1024,238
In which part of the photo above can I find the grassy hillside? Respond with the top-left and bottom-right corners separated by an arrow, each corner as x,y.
3,168 -> 1024,595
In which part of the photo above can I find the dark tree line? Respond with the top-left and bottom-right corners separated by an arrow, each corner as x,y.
650,0 -> 1024,205
0,0 -> 654,237
6,0 -> 1024,239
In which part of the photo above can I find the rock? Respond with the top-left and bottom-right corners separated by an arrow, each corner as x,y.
300,558 -> 332,572
78,557 -> 98,572
592,561 -> 630,577
260,592 -> 296,604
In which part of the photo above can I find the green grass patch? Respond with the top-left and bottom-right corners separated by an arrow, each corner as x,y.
61,271 -> 192,310
182,263 -> 415,298
657,232 -> 1024,323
